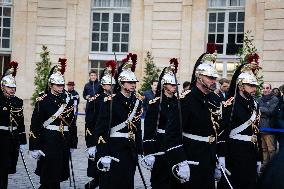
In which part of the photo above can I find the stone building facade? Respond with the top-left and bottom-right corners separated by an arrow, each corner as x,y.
0,0 -> 283,100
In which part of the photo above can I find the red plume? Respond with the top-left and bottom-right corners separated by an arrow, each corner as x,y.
131,53 -> 137,72
247,53 -> 259,64
170,58 -> 179,74
206,43 -> 217,54
58,58 -> 67,74
106,60 -> 116,76
9,61 -> 18,77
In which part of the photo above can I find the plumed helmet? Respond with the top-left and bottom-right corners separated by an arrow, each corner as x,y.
118,53 -> 138,84
1,61 -> 18,88
48,58 -> 66,85
100,60 -> 116,85
161,58 -> 179,85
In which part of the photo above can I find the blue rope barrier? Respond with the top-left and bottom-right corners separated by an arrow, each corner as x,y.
260,128 -> 284,133
76,112 -> 86,116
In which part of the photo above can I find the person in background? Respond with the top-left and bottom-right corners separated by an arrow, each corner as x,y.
258,83 -> 279,171
142,80 -> 158,117
66,81 -> 80,116
217,78 -> 230,101
182,81 -> 191,93
272,87 -> 282,102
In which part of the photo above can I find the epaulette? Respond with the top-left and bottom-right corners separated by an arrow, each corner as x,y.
222,97 -> 234,107
36,94 -> 47,102
135,93 -> 145,101
180,90 -> 191,99
88,94 -> 100,102
104,94 -> 115,102
149,97 -> 160,104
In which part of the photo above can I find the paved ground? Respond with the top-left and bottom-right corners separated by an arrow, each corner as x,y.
8,109 -> 151,189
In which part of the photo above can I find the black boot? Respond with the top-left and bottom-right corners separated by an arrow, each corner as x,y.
85,179 -> 99,189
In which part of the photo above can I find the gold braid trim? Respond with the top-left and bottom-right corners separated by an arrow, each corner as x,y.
29,131 -> 37,139
98,136 -> 106,144
86,128 -> 92,136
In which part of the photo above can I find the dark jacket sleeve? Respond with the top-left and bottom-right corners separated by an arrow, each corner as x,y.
143,102 -> 158,155
85,98 -> 99,148
69,100 -> 78,149
94,101 -> 111,158
29,101 -> 44,151
135,104 -> 143,155
165,103 -> 187,167
17,99 -> 27,145
83,83 -> 89,100
259,97 -> 279,117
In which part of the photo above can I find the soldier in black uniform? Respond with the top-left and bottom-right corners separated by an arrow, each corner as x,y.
142,58 -> 179,189
0,61 -> 26,189
95,53 -> 143,189
165,47 -> 224,188
218,56 -> 262,189
29,58 -> 78,189
85,60 -> 116,189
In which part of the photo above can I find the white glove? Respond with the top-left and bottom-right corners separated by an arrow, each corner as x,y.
217,157 -> 226,170
70,148 -> 75,154
145,155 -> 155,169
214,167 -> 222,181
19,144 -> 26,151
31,150 -> 45,160
257,161 -> 261,175
99,156 -> 112,172
177,161 -> 190,183
87,146 -> 97,157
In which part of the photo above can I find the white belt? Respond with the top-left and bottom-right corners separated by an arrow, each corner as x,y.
229,134 -> 257,143
157,129 -> 165,134
45,125 -> 69,132
183,132 -> 215,143
110,132 -> 133,139
0,126 -> 17,131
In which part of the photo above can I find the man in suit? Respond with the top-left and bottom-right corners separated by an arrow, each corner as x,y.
217,78 -> 230,101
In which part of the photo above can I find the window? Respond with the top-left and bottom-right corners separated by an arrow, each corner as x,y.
207,0 -> 245,77
0,54 -> 10,76
91,0 -> 131,53
0,0 -> 12,50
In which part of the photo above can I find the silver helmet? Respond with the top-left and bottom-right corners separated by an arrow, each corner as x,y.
48,58 -> 66,85
237,63 -> 259,86
101,60 -> 116,85
1,61 -> 18,88
118,53 -> 138,84
161,58 -> 179,85
195,53 -> 219,78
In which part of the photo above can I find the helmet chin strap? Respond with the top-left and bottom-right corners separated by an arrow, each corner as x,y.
198,77 -> 214,92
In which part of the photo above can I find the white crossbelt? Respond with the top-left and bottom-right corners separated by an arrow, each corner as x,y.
230,134 -> 254,142
110,99 -> 140,135
45,125 -> 69,132
0,126 -> 17,131
183,132 -> 215,143
157,129 -> 165,134
110,132 -> 130,138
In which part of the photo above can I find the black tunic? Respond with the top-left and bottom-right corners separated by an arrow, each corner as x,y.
95,92 -> 143,189
143,94 -> 178,189
218,92 -> 262,189
0,91 -> 26,175
165,87 -> 223,189
85,92 -> 107,178
29,92 -> 78,184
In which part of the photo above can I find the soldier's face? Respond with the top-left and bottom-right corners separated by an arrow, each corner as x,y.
199,75 -> 217,93
240,84 -> 257,97
164,84 -> 177,95
122,81 -> 136,92
102,84 -> 111,92
51,84 -> 64,94
2,85 -> 16,97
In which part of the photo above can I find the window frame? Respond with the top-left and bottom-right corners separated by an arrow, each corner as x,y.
0,0 -> 12,52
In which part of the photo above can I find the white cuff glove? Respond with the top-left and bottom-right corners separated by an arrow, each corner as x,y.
177,161 -> 190,183
70,148 -> 75,154
99,156 -> 112,172
19,144 -> 26,151
214,167 -> 222,181
217,157 -> 225,170
87,146 -> 97,157
257,161 -> 261,175
31,150 -> 45,160
143,155 -> 155,170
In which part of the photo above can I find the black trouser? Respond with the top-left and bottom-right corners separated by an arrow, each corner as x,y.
0,172 -> 8,189
39,182 -> 60,189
